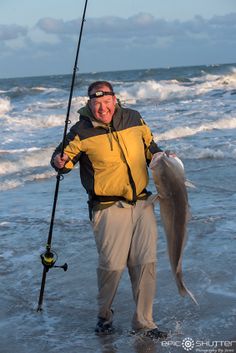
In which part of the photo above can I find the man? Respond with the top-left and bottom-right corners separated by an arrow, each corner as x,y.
51,81 -> 167,339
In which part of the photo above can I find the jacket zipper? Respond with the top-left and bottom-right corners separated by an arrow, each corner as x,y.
112,128 -> 137,203
107,125 -> 113,151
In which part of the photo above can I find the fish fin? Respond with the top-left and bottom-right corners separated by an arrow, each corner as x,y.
185,179 -> 196,188
146,194 -> 159,205
187,204 -> 192,221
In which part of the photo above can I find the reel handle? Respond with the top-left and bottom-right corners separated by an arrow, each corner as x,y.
54,263 -> 68,271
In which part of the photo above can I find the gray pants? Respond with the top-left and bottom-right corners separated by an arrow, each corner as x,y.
92,199 -> 158,330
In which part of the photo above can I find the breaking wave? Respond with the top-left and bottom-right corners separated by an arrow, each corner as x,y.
2,114 -> 66,130
181,147 -> 236,160
0,171 -> 55,191
0,97 -> 11,116
156,117 -> 236,141
1,86 -> 63,99
0,147 -> 54,176
117,69 -> 236,103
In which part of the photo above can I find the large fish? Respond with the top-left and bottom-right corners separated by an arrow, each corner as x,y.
150,152 -> 198,305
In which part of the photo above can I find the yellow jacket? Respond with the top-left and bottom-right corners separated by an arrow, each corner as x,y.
51,104 -> 161,206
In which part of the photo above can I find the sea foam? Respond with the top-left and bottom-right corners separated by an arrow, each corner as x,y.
0,147 -> 54,176
0,98 -> 11,116
117,69 -> 236,103
156,117 -> 236,141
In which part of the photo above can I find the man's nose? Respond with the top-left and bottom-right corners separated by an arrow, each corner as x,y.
99,102 -> 107,111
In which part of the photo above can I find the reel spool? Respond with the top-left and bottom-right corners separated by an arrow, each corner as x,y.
40,249 -> 68,272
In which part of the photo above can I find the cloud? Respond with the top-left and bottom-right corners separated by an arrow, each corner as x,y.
1,12 -> 235,46
0,12 -> 235,77
36,17 -> 80,35
0,24 -> 28,41
209,12 -> 236,26
35,12 -> 236,41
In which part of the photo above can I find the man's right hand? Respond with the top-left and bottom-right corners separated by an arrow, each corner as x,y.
53,153 -> 69,169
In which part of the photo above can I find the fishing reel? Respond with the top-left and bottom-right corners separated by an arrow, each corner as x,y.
40,249 -> 68,272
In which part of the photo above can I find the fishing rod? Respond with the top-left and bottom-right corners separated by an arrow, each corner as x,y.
37,0 -> 89,312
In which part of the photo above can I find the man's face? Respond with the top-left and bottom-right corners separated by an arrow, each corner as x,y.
89,85 -> 117,124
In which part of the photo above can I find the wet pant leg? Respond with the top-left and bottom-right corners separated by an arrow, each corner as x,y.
92,203 -> 133,320
128,200 -> 158,330
96,268 -> 122,321
128,263 -> 157,330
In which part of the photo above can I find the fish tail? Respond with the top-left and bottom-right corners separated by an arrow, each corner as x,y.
177,273 -> 199,306
178,281 -> 199,306
184,285 -> 199,306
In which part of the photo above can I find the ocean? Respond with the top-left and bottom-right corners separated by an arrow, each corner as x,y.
0,63 -> 236,353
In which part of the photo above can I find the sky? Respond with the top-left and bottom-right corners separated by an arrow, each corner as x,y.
0,0 -> 236,78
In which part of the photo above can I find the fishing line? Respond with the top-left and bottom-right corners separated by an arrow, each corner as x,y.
37,0 -> 89,312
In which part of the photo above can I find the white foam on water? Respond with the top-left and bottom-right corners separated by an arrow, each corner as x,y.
0,171 -> 55,191
0,250 -> 14,258
24,95 -> 87,113
4,85 -> 63,96
117,69 -> 236,103
197,148 -> 225,159
0,97 -> 11,116
31,86 -> 62,94
3,114 -> 66,129
1,96 -> 87,131
72,95 -> 89,108
0,147 -> 54,176
0,179 -> 23,191
165,145 -> 236,160
0,147 -> 40,154
25,170 -> 55,182
231,148 -> 236,159
25,100 -> 66,111
118,79 -> 188,103
0,222 -> 11,226
155,117 -> 236,141
194,69 -> 236,89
